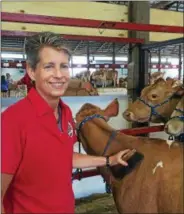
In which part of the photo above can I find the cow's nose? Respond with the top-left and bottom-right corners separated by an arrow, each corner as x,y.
123,110 -> 134,120
124,111 -> 131,117
164,124 -> 168,132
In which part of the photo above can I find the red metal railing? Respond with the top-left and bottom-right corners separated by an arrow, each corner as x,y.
1,30 -> 144,44
72,125 -> 165,180
1,61 -> 180,69
2,12 -> 184,34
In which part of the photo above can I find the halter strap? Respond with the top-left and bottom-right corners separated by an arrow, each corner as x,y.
137,92 -> 180,123
169,108 -> 184,121
168,107 -> 184,143
77,114 -> 117,156
77,114 -> 106,132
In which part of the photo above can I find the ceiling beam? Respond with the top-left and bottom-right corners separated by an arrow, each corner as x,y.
163,1 -> 178,9
2,30 -> 144,44
151,1 -> 175,9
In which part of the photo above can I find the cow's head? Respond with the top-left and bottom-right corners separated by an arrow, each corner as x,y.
164,96 -> 184,136
76,98 -> 119,124
123,78 -> 183,123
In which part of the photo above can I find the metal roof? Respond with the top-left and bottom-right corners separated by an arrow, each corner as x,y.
1,36 -> 183,58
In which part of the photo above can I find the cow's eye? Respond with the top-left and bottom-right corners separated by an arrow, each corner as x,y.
152,94 -> 157,99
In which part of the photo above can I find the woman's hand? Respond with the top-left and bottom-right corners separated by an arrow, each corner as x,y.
109,149 -> 136,166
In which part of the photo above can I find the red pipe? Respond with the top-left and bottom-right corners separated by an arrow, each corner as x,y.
1,61 -> 180,69
73,169 -> 100,180
119,125 -> 165,135
72,125 -> 165,180
1,30 -> 144,44
2,12 -> 184,34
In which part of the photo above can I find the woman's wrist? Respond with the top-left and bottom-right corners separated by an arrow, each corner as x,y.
105,156 -> 111,167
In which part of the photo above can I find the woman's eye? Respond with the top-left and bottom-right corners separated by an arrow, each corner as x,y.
44,65 -> 53,69
61,65 -> 69,69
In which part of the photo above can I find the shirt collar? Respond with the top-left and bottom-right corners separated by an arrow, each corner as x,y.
27,87 -> 65,117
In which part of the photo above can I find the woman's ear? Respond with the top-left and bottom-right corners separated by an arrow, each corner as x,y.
26,63 -> 36,81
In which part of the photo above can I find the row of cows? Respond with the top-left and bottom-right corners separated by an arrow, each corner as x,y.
75,69 -> 175,89
74,77 -> 184,213
76,69 -> 127,88
3,70 -> 172,97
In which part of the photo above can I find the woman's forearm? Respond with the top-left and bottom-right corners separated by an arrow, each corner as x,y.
72,152 -> 107,169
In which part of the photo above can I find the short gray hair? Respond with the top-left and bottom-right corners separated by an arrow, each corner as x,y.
24,31 -> 71,69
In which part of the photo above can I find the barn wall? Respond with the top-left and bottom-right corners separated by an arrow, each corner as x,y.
2,2 -> 183,41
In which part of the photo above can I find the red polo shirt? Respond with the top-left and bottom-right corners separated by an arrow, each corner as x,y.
17,73 -> 33,92
2,88 -> 77,213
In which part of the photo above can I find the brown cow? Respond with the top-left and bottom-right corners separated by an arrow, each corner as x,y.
92,69 -> 118,87
123,78 -> 183,123
63,79 -> 98,96
164,96 -> 184,137
75,99 -> 183,214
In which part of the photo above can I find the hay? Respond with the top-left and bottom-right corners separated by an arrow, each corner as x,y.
75,193 -> 118,214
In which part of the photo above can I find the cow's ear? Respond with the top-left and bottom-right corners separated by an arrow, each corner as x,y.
175,86 -> 184,96
154,78 -> 166,85
171,80 -> 183,89
103,98 -> 119,118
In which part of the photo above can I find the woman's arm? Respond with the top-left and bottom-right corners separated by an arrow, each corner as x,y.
73,149 -> 135,169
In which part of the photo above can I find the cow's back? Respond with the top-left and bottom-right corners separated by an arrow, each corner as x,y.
111,140 -> 183,213
157,145 -> 183,213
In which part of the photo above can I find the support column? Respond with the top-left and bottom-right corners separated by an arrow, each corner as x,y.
112,42 -> 116,87
158,49 -> 161,72
112,42 -> 115,66
128,1 -> 150,100
127,1 -> 150,132
87,41 -> 90,71
178,45 -> 182,81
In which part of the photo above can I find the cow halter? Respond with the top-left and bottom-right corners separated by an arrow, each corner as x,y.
169,108 -> 184,122
167,106 -> 184,142
77,114 -> 117,156
137,92 -> 180,123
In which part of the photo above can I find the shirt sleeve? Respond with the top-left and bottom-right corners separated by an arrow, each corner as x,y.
1,111 -> 23,175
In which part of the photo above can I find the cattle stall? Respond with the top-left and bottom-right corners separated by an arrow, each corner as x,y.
139,37 -> 184,91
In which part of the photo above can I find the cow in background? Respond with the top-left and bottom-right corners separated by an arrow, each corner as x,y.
123,78 -> 183,124
165,96 -> 184,138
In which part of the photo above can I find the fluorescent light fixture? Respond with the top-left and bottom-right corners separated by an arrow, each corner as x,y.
1,53 -> 24,59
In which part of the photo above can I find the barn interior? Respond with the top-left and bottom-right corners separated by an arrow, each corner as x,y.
1,1 -> 184,214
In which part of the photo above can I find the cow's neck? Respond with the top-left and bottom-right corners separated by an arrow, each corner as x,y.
80,118 -> 139,157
